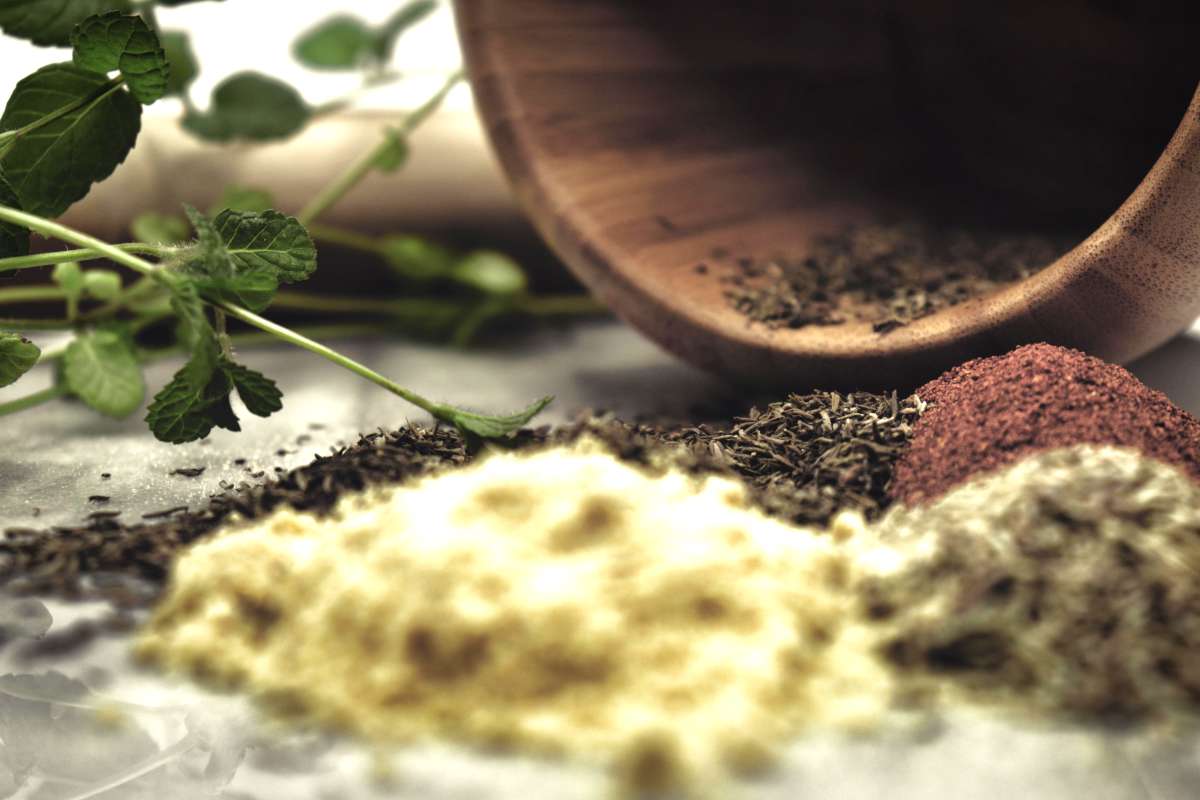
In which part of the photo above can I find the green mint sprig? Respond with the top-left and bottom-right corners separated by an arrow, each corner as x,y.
0,6 -> 570,442
0,204 -> 554,442
0,10 -> 167,230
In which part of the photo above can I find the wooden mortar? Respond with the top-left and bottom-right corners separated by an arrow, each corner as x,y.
455,0 -> 1200,389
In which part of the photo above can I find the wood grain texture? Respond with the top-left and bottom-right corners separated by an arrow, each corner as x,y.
455,0 -> 1200,390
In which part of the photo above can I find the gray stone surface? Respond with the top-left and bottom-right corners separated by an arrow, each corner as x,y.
0,321 -> 739,529
2,318 -> 1200,799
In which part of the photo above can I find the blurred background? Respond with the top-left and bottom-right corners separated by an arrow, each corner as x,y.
0,0 -> 468,110
1,0 -> 577,303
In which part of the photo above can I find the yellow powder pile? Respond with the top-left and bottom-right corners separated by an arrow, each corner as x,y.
135,440 -> 895,795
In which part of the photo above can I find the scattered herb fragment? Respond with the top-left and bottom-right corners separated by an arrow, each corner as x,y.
170,467 -> 205,478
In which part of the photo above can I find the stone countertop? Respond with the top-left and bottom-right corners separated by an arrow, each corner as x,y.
2,318 -> 1200,800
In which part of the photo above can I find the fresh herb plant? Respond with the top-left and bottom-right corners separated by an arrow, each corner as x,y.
0,2 -> 567,442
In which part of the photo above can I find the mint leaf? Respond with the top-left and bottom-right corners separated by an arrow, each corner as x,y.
372,128 -> 408,173
0,333 -> 39,387
62,328 -> 144,417
145,365 -> 232,442
295,2 -> 435,71
293,15 -> 374,70
203,369 -> 241,432
71,11 -> 168,104
449,296 -> 513,347
52,260 -> 84,298
222,360 -> 281,417
183,204 -> 222,261
452,251 -> 527,296
82,269 -> 121,299
145,283 -> 227,443
213,209 -> 316,284
192,265 -> 278,312
0,168 -> 29,258
180,207 -> 272,310
0,63 -> 141,217
168,279 -> 218,358
209,185 -> 274,215
179,207 -> 313,312
380,235 -> 455,281
145,373 -> 209,441
375,0 -> 437,63
145,352 -> 276,442
0,0 -> 130,47
53,261 -> 85,319
160,31 -> 198,96
182,73 -> 310,143
438,395 -> 554,439
131,210 -> 188,244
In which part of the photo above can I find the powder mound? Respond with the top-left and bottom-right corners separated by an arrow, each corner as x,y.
890,343 -> 1200,504
135,440 -> 891,796
867,445 -> 1200,718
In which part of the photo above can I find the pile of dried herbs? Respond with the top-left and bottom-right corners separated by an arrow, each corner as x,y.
0,392 -> 923,607
722,222 -> 1064,333
666,391 -> 924,525
0,426 -> 473,601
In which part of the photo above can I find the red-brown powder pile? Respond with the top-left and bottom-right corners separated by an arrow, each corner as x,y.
890,343 -> 1200,505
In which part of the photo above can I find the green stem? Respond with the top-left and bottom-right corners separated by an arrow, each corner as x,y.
0,285 -> 67,305
128,309 -> 172,334
0,77 -> 124,148
0,316 -> 73,330
214,308 -> 232,357
37,343 -> 69,363
273,290 -> 438,316
0,244 -> 165,274
309,71 -> 404,119
0,205 -> 527,429
78,277 -> 160,321
25,319 -> 375,368
138,322 -> 395,361
297,70 -> 463,225
218,302 -> 443,417
307,223 -> 383,254
517,294 -> 608,316
227,322 -> 394,347
301,230 -> 611,316
272,289 -> 606,318
0,384 -> 68,417
0,207 -> 161,281
32,311 -> 173,366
